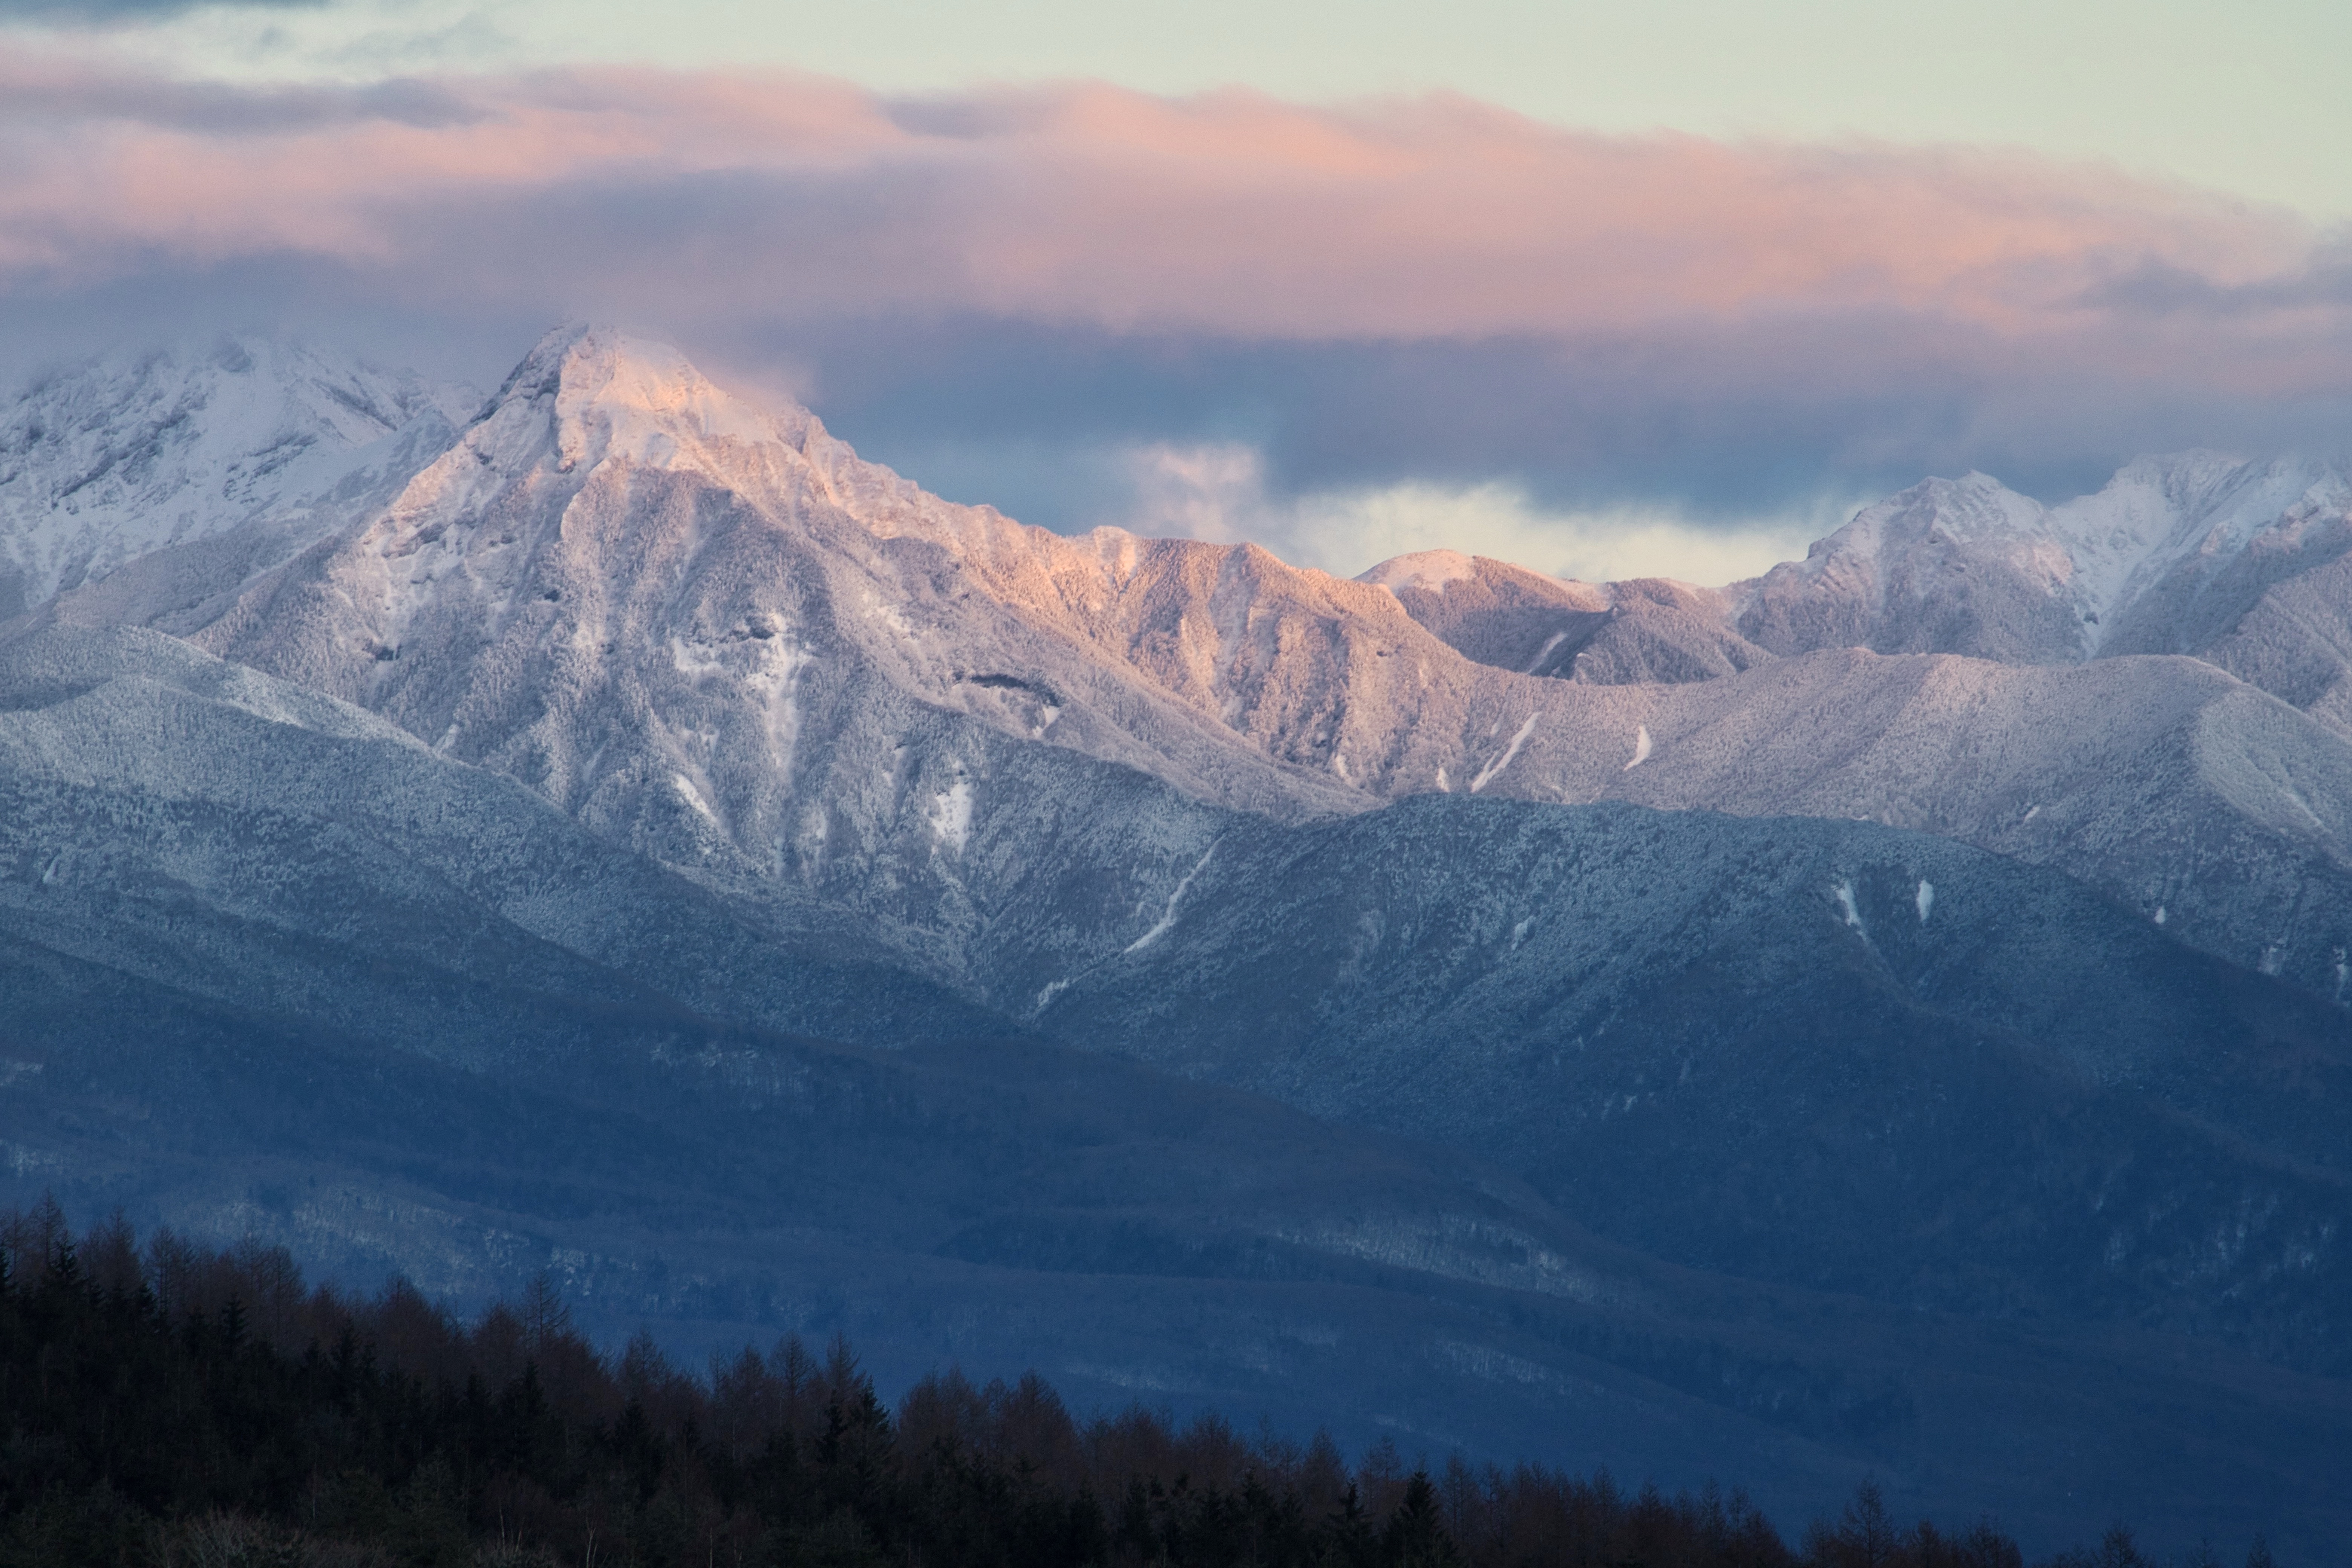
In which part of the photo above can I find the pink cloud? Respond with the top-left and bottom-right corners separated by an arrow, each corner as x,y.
0,49 -> 2341,372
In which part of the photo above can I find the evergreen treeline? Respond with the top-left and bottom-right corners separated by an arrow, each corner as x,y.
0,1203 -> 2269,1568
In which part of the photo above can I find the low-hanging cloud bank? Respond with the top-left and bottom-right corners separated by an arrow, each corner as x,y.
2,51 -> 2347,557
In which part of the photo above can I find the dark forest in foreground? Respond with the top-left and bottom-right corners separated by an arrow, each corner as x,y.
0,1205 -> 2275,1568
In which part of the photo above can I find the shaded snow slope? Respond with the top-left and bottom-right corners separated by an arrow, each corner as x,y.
0,624 -> 1008,1048
1039,794 -> 2352,1359
1410,649 -> 2352,1000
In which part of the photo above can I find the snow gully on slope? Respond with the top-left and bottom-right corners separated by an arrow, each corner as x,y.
1470,712 -> 1541,793
1126,842 -> 1218,953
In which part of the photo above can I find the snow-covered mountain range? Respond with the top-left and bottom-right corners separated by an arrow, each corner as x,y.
4,324 -> 2350,1554
1375,450 -> 2352,723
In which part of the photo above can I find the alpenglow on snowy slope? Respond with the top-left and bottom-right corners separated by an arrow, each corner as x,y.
3,326 -> 2349,1555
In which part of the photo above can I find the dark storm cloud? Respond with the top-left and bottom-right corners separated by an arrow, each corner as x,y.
0,0 -> 323,21
2079,250 -> 2352,318
720,314 -> 2351,531
0,61 -> 481,133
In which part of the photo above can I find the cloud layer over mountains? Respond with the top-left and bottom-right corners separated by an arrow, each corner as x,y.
0,57 -> 2329,331
3,52 -> 2349,556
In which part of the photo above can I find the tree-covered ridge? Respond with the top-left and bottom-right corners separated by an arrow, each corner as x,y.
0,1205 -> 2265,1568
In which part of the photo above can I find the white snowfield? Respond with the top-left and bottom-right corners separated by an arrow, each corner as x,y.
8,323 -> 2352,1000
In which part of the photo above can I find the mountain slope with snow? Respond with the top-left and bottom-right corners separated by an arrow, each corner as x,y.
1360,552 -> 1770,683
3,622 -> 2348,1554
6,326 -> 2352,1550
0,339 -> 469,625
1035,798 -> 2352,1383
1369,454 -> 2352,743
1734,453 -> 2352,671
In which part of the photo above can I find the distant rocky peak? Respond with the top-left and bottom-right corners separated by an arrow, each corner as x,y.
6,332 -> 433,464
0,333 -> 472,615
1357,549 -> 1613,603
2098,447 -> 2251,507
461,325 -> 825,484
1810,472 -> 2047,564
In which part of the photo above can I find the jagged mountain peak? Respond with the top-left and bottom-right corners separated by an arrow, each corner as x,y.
0,333 -> 472,620
1788,471 -> 2046,565
449,324 -> 831,490
539,326 -> 807,435
10,333 -> 447,441
1755,450 -> 2352,624
2101,446 -> 2253,501
1707,446 -> 2352,675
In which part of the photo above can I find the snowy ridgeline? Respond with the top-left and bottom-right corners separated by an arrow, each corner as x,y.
5,325 -> 2349,690
6,324 -> 2352,1006
1368,454 -> 2352,717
